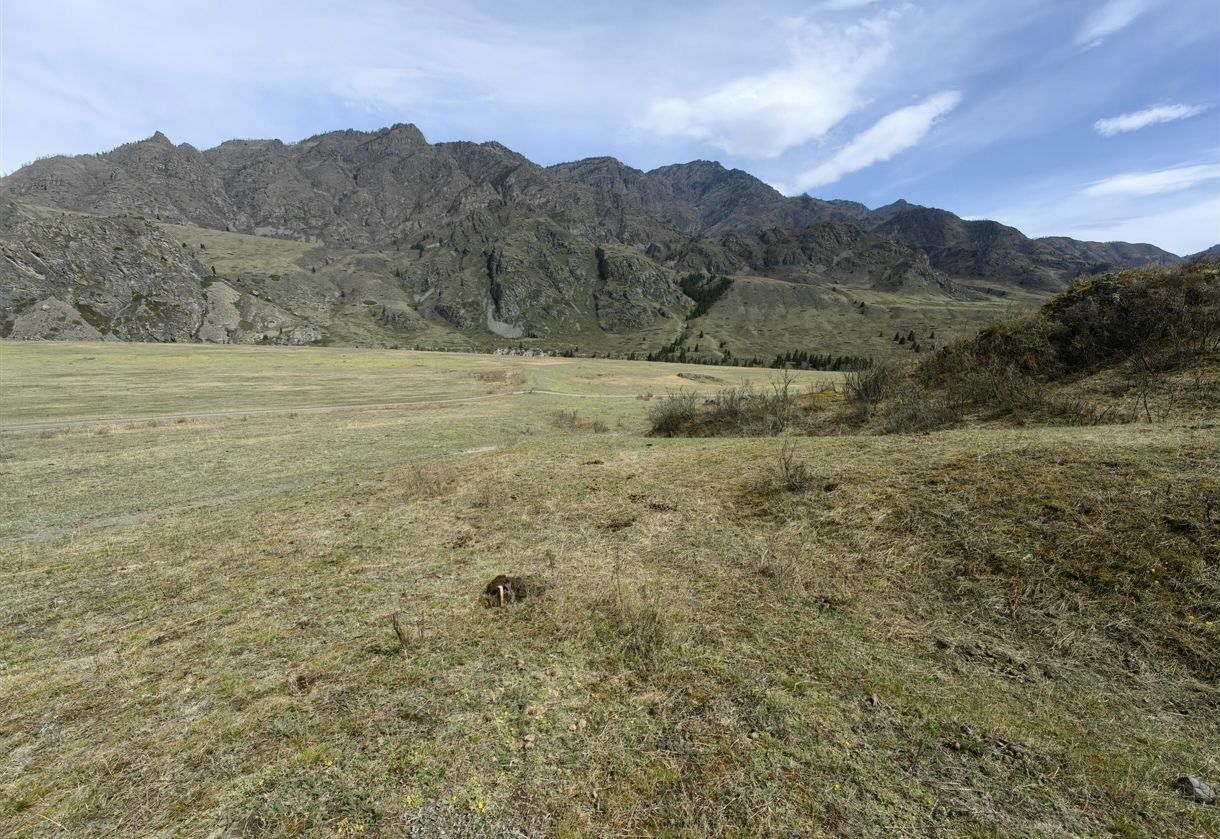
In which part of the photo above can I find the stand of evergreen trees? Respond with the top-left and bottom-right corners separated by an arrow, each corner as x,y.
642,341 -> 871,371
770,350 -> 873,371
678,273 -> 734,320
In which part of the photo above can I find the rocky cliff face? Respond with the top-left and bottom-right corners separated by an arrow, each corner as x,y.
2,125 -> 677,255
0,203 -> 321,343
547,157 -> 860,235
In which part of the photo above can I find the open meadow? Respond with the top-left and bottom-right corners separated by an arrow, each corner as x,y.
1,340 -> 1217,837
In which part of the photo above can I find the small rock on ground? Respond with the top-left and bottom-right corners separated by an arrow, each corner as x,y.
1176,775 -> 1216,804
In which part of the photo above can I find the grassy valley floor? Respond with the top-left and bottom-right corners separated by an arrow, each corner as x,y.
0,342 -> 1216,837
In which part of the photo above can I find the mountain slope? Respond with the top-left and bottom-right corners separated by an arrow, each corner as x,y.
674,221 -> 965,297
4,125 -> 1181,291
550,160 -> 1182,288
0,200 -> 700,347
1,125 -> 679,253
547,156 -> 861,234
0,127 -> 985,352
0,124 -> 1185,352
873,207 -> 1180,291
0,202 -> 318,344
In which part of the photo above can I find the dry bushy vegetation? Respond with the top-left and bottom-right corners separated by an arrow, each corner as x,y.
647,371 -> 814,437
651,261 -> 1220,437
548,410 -> 609,433
902,260 -> 1220,428
469,368 -> 528,387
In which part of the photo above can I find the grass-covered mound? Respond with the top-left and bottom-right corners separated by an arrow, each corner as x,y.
903,258 -> 1220,427
650,260 -> 1220,436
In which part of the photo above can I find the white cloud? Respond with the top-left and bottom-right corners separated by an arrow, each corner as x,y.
777,91 -> 961,193
633,16 -> 893,158
1076,0 -> 1155,48
1082,163 -> 1220,196
986,160 -> 1220,254
1094,103 -> 1207,136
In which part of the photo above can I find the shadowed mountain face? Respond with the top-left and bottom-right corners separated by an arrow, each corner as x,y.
546,157 -> 866,234
672,221 -> 966,298
2,125 -> 673,251
0,124 -> 1184,348
550,160 -> 1181,290
870,207 -> 1180,291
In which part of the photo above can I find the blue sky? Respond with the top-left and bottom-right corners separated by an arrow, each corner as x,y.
3,0 -> 1218,253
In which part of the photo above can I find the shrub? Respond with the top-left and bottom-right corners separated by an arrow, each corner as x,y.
764,369 -> 799,435
549,410 -> 608,433
775,439 -> 813,492
470,368 -> 526,386
937,263 -> 1220,384
647,390 -> 700,436
844,361 -> 899,418
880,389 -> 963,434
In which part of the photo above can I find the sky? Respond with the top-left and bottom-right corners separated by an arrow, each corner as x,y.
2,0 -> 1218,254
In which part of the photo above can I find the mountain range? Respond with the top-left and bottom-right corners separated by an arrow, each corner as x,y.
0,124 -> 1204,357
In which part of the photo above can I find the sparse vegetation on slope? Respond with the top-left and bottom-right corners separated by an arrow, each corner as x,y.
893,259 -> 1220,429
2,200 -> 1029,357
678,272 -> 734,319
652,260 -> 1220,437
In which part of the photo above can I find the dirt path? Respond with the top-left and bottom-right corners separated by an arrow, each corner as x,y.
0,389 -> 640,432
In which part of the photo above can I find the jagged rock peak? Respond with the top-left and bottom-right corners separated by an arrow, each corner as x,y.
376,123 -> 428,146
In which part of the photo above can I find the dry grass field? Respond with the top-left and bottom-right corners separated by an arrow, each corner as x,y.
0,340 -> 1216,837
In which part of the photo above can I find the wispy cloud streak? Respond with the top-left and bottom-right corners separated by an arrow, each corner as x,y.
1094,104 -> 1207,136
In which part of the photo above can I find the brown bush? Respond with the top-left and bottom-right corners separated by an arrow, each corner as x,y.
844,361 -> 899,419
647,389 -> 700,436
550,410 -> 608,433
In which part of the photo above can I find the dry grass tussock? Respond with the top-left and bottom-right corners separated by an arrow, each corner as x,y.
548,410 -> 609,433
469,368 -> 528,387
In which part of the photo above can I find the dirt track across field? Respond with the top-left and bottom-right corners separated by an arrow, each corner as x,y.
0,389 -> 638,433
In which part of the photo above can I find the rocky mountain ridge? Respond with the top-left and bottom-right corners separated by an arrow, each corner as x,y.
549,159 -> 1181,290
4,124 -> 1183,273
0,124 -> 1187,351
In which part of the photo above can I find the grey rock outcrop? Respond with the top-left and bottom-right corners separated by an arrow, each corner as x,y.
0,202 -> 323,344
